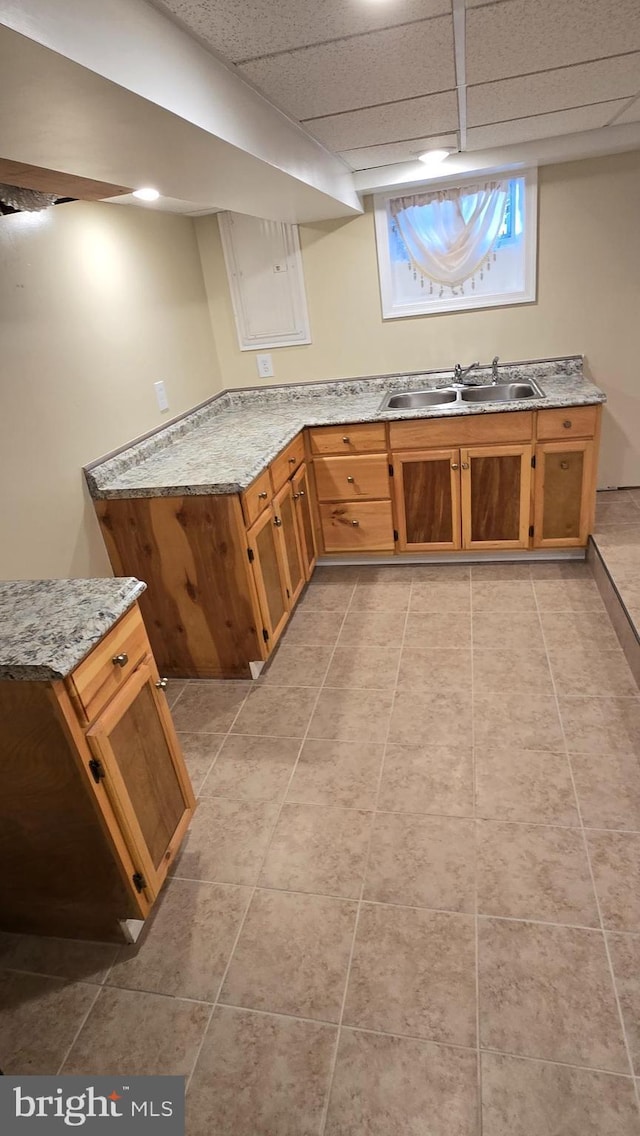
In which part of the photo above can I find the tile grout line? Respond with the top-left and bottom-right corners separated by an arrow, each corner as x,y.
318,570 -> 412,1136
55,984 -> 104,1075
533,579 -> 640,1108
470,568 -> 483,1136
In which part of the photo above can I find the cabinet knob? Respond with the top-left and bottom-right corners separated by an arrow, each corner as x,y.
288,457 -> 297,464
563,419 -> 572,429
258,491 -> 268,499
351,519 -> 360,527
461,462 -> 470,470
346,475 -> 355,483
451,463 -> 459,470
155,677 -> 168,689
293,492 -> 300,499
274,516 -> 282,527
112,653 -> 128,668
342,436 -> 350,444
560,460 -> 570,470
298,490 -> 305,497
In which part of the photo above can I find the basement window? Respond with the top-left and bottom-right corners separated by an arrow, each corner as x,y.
374,168 -> 537,319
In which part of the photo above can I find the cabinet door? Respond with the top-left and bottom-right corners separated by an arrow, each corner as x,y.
461,444 -> 532,550
292,463 -> 317,580
533,440 -> 595,547
86,657 -> 196,903
393,449 -> 461,551
247,505 -> 290,647
274,480 -> 305,605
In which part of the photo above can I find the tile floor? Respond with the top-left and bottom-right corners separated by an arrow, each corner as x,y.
2,560 -> 640,1134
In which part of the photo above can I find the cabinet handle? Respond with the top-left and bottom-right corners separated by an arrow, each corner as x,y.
346,475 -> 355,483
293,492 -> 300,499
155,677 -> 168,689
563,419 -> 572,429
342,436 -> 350,444
258,491 -> 268,499
112,653 -> 128,668
451,463 -> 459,470
288,457 -> 297,464
298,490 -> 305,497
274,516 -> 282,527
461,462 -> 470,470
351,519 -> 360,527
560,460 -> 570,470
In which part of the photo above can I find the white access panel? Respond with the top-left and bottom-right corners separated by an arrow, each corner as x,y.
218,211 -> 311,351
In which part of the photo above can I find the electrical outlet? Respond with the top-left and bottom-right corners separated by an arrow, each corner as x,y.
154,380 -> 169,412
256,353 -> 274,379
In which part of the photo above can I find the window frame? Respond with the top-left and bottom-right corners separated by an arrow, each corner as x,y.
373,167 -> 538,320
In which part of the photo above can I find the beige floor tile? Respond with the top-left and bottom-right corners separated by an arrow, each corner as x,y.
286,738 -> 385,809
481,1052 -> 639,1136
472,611 -> 544,650
170,797 -> 279,885
338,609 -> 407,647
107,878 -> 250,1001
220,889 -> 356,1022
409,579 -> 471,612
475,748 -> 578,826
259,803 -> 372,898
478,919 -> 628,1070
471,562 -> 532,580
549,647 -> 638,696
357,565 -> 413,584
187,1006 -> 337,1136
312,565 -> 362,585
474,693 -> 564,751
411,564 -> 470,581
560,697 -> 640,754
171,682 -> 251,733
230,686 -> 318,738
587,830 -> 640,931
404,611 -> 471,648
364,812 -> 475,912
343,903 -> 476,1046
0,971 -> 99,1074
325,1029 -> 479,1136
165,679 -> 186,709
350,580 -> 411,611
540,611 -> 621,650
295,579 -> 356,613
472,580 -> 537,611
528,560 -> 591,580
259,642 -> 333,686
323,645 -> 401,690
571,751 -> 640,830
280,609 -> 345,645
62,986 -> 210,1075
308,688 -> 394,743
389,689 -> 473,747
533,578 -> 605,611
0,934 -> 117,983
397,648 -> 471,690
476,820 -> 598,925
378,743 -> 474,817
607,933 -> 640,1073
473,650 -> 553,695
177,732 -> 226,794
199,735 -> 300,802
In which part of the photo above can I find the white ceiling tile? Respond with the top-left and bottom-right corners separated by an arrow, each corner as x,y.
238,17 -> 455,120
466,100 -> 629,149
305,92 -> 459,151
340,133 -> 458,170
467,0 -> 640,84
152,0 -> 451,63
611,96 -> 640,124
468,55 -> 640,126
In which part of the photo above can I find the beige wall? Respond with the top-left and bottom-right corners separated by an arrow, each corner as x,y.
0,200 -> 220,579
196,151 -> 640,487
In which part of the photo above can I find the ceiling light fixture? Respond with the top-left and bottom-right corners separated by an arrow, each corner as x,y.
133,187 -> 160,201
417,149 -> 451,166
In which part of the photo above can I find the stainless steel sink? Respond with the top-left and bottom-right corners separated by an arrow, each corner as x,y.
460,381 -> 543,402
382,389 -> 459,410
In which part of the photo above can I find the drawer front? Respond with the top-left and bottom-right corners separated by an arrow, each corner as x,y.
68,605 -> 149,724
270,433 -> 305,491
389,411 -> 533,450
314,454 -> 391,502
309,423 -> 387,455
320,500 -> 395,552
241,467 -> 272,527
536,405 -> 598,440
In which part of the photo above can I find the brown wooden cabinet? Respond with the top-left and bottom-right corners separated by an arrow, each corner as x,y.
292,463 -> 317,580
533,440 -> 596,547
461,443 -> 532,550
393,449 -> 461,552
274,480 -> 305,607
247,504 -> 289,648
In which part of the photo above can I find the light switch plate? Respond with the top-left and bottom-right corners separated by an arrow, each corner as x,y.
154,380 -> 169,412
256,353 -> 274,378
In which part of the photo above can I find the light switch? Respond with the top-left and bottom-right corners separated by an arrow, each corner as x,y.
256,353 -> 274,378
154,380 -> 169,412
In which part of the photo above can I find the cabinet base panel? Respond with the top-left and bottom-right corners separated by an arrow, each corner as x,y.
317,549 -> 586,566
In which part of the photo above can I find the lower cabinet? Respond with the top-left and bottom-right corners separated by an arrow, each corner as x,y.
319,500 -> 395,552
394,449 -> 461,552
292,463 -> 317,580
533,440 -> 596,547
247,504 -> 290,648
274,480 -> 305,606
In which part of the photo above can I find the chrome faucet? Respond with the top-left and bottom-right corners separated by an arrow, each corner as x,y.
453,360 -> 479,385
491,356 -> 500,384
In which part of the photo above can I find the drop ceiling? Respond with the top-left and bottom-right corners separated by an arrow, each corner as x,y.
153,0 -> 640,172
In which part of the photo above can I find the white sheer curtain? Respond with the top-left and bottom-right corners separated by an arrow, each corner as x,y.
390,181 -> 508,288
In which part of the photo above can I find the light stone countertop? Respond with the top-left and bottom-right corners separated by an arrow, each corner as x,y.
85,356 -> 606,500
0,578 -> 146,681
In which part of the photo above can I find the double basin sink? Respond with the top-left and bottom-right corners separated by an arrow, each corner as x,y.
379,380 -> 544,412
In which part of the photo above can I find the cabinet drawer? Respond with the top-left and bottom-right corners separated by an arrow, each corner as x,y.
320,500 -> 395,552
241,467 -> 272,527
314,454 -> 391,502
68,605 -> 149,724
389,411 -> 533,450
309,423 -> 387,455
536,405 -> 598,440
270,433 -> 305,491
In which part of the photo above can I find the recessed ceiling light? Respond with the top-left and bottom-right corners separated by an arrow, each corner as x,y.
133,187 -> 160,201
417,149 -> 451,166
